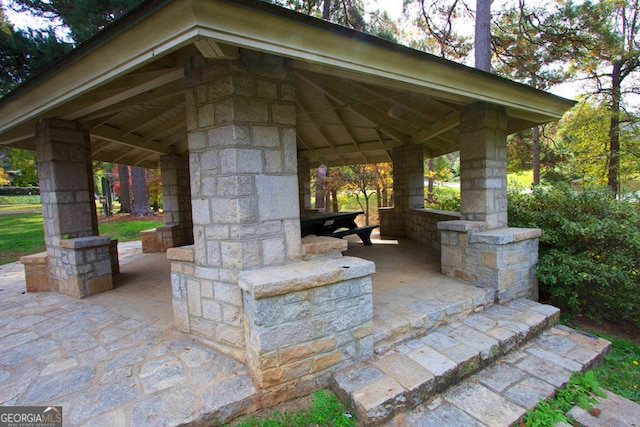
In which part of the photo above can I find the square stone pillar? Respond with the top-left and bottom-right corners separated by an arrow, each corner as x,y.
35,118 -> 112,297
380,145 -> 424,237
297,155 -> 311,213
459,103 -> 508,229
143,154 -> 193,252
179,50 -> 301,357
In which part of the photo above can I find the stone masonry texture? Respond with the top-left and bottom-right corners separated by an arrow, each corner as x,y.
239,256 -> 375,407
459,102 -> 509,229
35,119 -> 112,298
159,154 -> 193,248
179,49 -> 300,356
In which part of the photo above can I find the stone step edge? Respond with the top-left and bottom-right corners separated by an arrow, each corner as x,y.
330,299 -> 561,425
373,290 -> 496,355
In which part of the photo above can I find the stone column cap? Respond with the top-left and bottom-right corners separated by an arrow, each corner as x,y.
468,227 -> 542,244
59,236 -> 111,249
20,252 -> 48,265
437,220 -> 487,232
166,245 -> 195,262
239,256 -> 375,299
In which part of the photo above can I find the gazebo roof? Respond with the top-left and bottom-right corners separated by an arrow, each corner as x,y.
0,0 -> 574,169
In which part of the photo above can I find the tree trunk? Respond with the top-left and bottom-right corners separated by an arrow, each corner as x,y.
117,164 -> 131,213
608,62 -> 622,196
532,126 -> 540,185
315,165 -> 326,211
427,158 -> 435,203
323,0 -> 331,19
131,166 -> 153,216
475,0 -> 492,72
331,189 -> 339,212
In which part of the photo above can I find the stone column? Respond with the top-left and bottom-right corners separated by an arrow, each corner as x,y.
143,154 -> 193,252
179,50 -> 300,357
380,145 -> 424,237
459,102 -> 508,229
297,155 -> 311,214
35,118 -> 112,297
439,103 -> 541,302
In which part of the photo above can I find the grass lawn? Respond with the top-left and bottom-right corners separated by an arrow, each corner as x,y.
0,211 -> 163,265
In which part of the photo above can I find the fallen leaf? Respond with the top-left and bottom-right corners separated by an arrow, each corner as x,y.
590,408 -> 601,417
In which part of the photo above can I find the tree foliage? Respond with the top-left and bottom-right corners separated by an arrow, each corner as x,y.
557,0 -> 640,194
509,184 -> 640,329
0,8 -> 71,95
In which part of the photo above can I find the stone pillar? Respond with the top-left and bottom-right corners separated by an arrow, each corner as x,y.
35,118 -> 112,297
459,103 -> 508,229
143,154 -> 193,252
381,145 -> 423,237
440,103 -> 541,302
297,155 -> 311,213
179,50 -> 300,357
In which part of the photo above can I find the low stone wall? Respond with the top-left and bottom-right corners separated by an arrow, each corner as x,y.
379,207 -> 460,252
439,221 -> 540,302
21,237 -> 119,297
166,244 -> 246,360
20,252 -> 51,292
406,208 -> 460,252
168,237 -> 376,406
239,256 -> 375,406
56,236 -> 113,298
141,224 -> 184,253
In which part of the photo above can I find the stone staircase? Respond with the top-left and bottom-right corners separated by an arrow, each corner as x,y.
331,298 -> 612,426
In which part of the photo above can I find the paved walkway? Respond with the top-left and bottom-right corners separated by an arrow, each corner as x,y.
0,242 -> 257,426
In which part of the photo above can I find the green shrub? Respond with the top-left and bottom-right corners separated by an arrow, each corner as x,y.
508,184 -> 640,329
425,186 -> 461,212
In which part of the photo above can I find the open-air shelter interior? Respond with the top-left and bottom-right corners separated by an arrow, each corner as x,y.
0,0 -> 575,409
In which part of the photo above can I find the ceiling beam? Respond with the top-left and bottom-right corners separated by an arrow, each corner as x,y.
413,111 -> 460,144
63,68 -> 184,121
91,124 -> 174,155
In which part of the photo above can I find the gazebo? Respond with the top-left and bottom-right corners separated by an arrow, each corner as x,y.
0,0 -> 574,406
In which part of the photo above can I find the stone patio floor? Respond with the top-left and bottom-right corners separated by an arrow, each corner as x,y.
0,233 -> 489,426
3,235 -> 638,426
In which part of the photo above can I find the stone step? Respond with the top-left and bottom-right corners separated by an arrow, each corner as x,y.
331,299 -> 611,426
372,285 -> 495,355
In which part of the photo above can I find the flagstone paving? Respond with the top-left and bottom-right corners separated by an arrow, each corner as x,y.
0,243 -> 258,426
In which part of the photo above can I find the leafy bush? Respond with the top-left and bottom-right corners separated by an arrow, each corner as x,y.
425,186 -> 461,212
508,184 -> 640,329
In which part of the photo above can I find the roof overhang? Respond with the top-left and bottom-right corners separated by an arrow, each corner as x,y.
0,0 -> 575,168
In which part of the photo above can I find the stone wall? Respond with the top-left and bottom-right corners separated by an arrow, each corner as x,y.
439,221 -> 540,302
379,207 -> 459,252
159,154 -> 193,247
57,236 -> 113,298
239,256 -> 374,406
141,225 -> 183,253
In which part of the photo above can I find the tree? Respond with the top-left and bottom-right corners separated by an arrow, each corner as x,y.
0,147 -> 38,186
406,0 -> 472,60
493,2 -> 573,184
117,164 -> 131,213
0,9 -> 71,95
130,166 -> 153,216
559,0 -> 640,195
553,100 -> 640,188
342,165 -> 377,224
8,0 -> 145,43
475,0 -> 492,71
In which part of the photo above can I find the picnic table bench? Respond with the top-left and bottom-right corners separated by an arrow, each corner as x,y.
300,211 -> 378,246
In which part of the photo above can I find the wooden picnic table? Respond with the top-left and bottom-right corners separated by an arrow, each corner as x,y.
300,211 -> 378,246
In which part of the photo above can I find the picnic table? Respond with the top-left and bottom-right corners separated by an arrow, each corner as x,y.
300,211 -> 378,246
